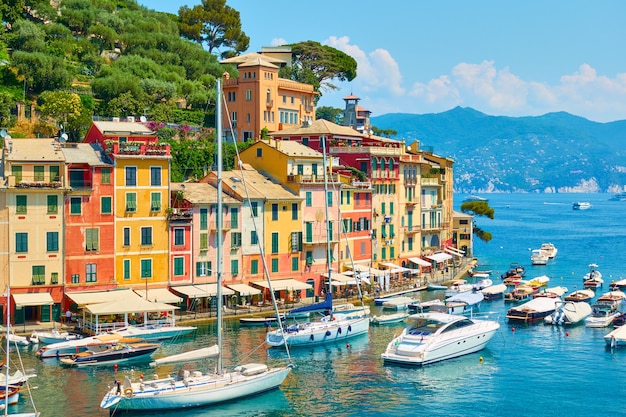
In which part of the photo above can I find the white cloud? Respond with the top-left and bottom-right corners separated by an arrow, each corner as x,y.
324,36 -> 404,95
317,40 -> 626,122
270,38 -> 287,46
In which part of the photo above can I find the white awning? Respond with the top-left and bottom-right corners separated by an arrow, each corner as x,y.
170,284 -> 234,298
252,279 -> 312,291
134,288 -> 182,304
321,272 -> 354,283
226,283 -> 262,296
426,253 -> 453,263
66,289 -> 137,307
193,283 -> 235,297
340,271 -> 372,285
380,262 -> 411,273
347,265 -> 388,277
12,292 -> 54,307
85,298 -> 179,315
444,247 -> 464,257
408,257 -> 432,267
170,285 -> 210,299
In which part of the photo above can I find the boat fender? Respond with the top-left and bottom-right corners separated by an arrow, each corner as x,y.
348,325 -> 352,332
310,334 -> 314,341
337,328 -> 342,334
325,330 -> 331,337
124,387 -> 133,397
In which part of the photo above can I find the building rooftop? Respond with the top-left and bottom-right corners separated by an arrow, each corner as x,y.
61,143 -> 112,167
92,121 -> 154,136
171,182 -> 240,205
4,138 -> 65,162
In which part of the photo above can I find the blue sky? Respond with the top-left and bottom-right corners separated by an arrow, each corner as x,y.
138,0 -> 626,122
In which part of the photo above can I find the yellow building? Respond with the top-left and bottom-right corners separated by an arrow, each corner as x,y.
85,120 -> 171,288
0,138 -> 65,322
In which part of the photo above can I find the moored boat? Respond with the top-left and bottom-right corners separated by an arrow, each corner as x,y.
381,312 -> 500,366
382,296 -> 414,311
604,324 -> 626,348
544,301 -> 592,325
407,299 -> 445,313
444,291 -> 484,315
504,285 -> 537,302
506,297 -> 560,323
564,289 -> 595,302
59,341 -> 159,367
501,263 -> 526,279
32,329 -> 82,345
540,243 -> 558,258
371,313 -> 409,325
533,286 -> 568,299
585,305 -> 621,328
530,249 -> 549,266
481,283 -> 507,300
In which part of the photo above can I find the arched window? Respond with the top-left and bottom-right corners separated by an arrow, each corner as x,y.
371,158 -> 378,171
388,158 -> 394,171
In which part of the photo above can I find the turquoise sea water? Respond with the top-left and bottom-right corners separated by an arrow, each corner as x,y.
8,193 -> 626,416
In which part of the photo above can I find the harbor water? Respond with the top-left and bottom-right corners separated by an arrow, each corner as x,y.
8,193 -> 626,416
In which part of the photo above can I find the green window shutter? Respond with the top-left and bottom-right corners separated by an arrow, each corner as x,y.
123,259 -> 131,279
231,260 -> 238,275
47,195 -> 58,214
271,232 -> 278,253
200,209 -> 208,229
101,196 -> 112,214
291,256 -> 299,272
271,258 -> 278,273
16,195 -> 27,214
251,260 -> 259,274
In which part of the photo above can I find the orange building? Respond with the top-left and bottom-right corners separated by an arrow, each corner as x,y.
220,49 -> 317,142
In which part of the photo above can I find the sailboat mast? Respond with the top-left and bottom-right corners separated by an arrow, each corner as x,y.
321,136 -> 333,296
216,79 -> 224,374
4,285 -> 9,414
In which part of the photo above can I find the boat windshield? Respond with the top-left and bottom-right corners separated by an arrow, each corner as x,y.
407,318 -> 446,335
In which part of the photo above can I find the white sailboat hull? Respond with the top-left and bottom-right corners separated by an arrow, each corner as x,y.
100,366 -> 291,411
266,316 -> 370,347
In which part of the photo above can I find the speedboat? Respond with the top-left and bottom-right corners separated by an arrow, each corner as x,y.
501,263 -> 526,279
564,289 -> 595,302
539,243 -> 558,258
530,249 -> 549,265
481,283 -> 507,300
470,274 -> 493,291
585,304 -> 622,328
609,192 -> 626,201
444,291 -> 484,315
381,312 -> 500,366
609,278 -> 626,292
382,296 -> 414,311
583,264 -> 603,288
239,315 -> 285,327
371,313 -> 409,325
407,299 -> 445,313
533,286 -> 568,299
504,285 -> 537,302
605,325 -> 626,348
59,341 -> 159,367
573,201 -> 591,210
32,329 -> 82,345
506,297 -> 560,323
36,333 -> 137,358
544,301 -> 592,325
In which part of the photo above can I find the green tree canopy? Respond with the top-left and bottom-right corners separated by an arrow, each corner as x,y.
316,106 -> 343,124
460,200 -> 495,243
178,0 -> 249,57
37,90 -> 91,141
280,41 -> 358,100
372,126 -> 398,138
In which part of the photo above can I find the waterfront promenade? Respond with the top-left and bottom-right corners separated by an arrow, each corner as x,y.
14,258 -> 475,335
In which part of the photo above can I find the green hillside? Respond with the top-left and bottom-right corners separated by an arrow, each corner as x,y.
0,0 -> 231,141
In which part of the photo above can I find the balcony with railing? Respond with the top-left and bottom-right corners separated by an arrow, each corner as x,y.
105,141 -> 170,157
287,173 -> 339,183
7,174 -> 63,189
168,208 -> 193,223
421,177 -> 440,186
403,225 -> 420,234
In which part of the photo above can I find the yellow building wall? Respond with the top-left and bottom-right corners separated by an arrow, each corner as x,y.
114,157 -> 170,285
7,190 -> 64,287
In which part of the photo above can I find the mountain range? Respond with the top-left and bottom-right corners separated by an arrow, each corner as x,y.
371,107 -> 626,194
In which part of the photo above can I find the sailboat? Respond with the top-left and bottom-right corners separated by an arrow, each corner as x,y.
265,136 -> 370,348
100,80 -> 291,412
2,286 -> 40,416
